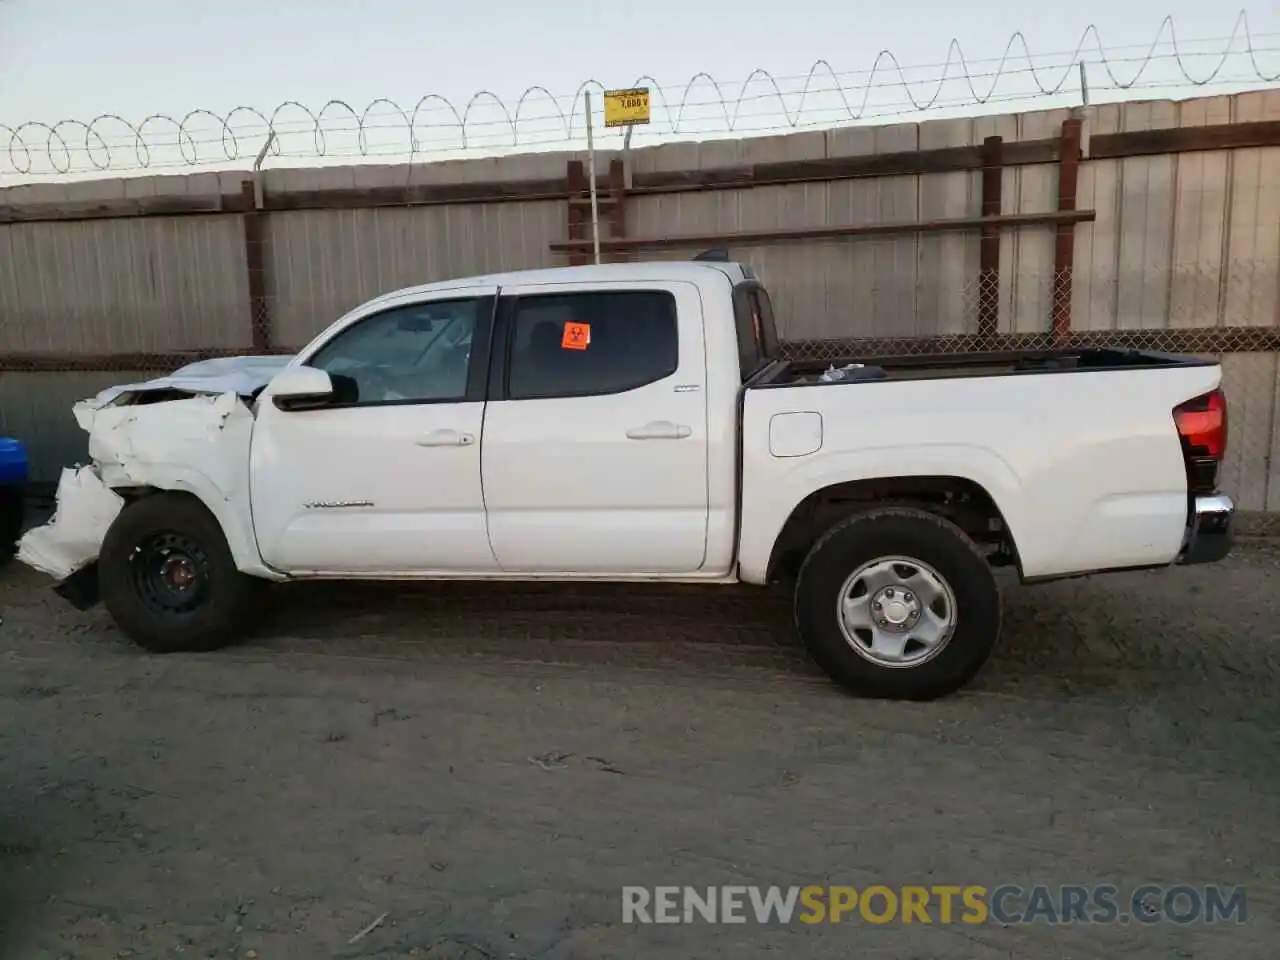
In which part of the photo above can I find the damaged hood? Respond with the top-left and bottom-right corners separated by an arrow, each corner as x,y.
87,354 -> 295,409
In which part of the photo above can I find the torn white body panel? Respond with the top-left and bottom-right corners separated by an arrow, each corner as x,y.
23,389 -> 286,583
87,391 -> 281,579
17,466 -> 125,578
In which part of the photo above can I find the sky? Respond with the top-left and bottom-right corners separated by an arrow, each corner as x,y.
0,0 -> 1276,178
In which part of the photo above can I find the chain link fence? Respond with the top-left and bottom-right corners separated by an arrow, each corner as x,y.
774,262 -> 1278,356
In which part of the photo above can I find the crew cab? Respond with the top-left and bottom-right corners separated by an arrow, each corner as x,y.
18,258 -> 1235,699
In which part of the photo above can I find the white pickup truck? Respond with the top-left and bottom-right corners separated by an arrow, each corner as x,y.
20,257 -> 1234,700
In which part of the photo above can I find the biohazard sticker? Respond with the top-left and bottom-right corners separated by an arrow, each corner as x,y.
562,321 -> 591,350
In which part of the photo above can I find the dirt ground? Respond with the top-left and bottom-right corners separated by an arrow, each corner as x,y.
1,543 -> 1278,960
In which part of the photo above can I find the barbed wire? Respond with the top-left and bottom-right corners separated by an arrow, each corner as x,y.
2,9 -> 1279,178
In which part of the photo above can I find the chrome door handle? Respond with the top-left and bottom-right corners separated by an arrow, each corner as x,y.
626,421 -> 692,440
416,430 -> 475,447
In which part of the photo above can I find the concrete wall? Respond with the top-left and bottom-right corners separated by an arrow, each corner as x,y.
0,216 -> 249,353
263,201 -> 563,346
0,370 -> 153,480
1,92 -> 1277,518
4,93 -> 1277,345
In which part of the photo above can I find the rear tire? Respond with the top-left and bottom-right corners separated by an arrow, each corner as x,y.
99,493 -> 264,653
794,506 -> 1001,700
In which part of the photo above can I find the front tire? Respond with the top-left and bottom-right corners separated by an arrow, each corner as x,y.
794,506 -> 1001,700
99,493 -> 264,653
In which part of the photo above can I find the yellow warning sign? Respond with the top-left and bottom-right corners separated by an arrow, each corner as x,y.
603,88 -> 651,128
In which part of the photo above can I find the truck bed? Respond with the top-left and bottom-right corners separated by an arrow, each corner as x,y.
736,347 -> 1224,584
750,348 -> 1213,388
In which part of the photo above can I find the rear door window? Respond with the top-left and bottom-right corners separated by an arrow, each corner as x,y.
506,290 -> 679,399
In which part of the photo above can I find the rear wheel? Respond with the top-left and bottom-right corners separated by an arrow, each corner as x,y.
794,506 -> 1001,700
99,493 -> 264,653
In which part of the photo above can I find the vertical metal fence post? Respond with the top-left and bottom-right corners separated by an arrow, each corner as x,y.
565,160 -> 589,267
584,90 -> 602,265
608,157 -> 628,263
977,135 -> 1004,341
240,180 -> 271,352
1051,118 -> 1084,343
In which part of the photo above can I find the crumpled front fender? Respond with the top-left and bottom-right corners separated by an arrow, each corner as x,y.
18,391 -> 285,583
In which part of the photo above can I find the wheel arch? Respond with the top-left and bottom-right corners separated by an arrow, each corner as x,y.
763,474 -> 1022,585
104,472 -> 283,581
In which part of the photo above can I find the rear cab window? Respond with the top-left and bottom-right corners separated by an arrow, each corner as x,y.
732,283 -> 781,382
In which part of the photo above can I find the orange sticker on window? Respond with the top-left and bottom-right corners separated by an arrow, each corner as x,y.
561,321 -> 591,350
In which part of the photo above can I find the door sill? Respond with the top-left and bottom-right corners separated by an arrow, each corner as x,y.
282,570 -> 741,584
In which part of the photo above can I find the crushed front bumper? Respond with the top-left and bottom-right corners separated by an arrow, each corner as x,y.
1178,493 -> 1234,565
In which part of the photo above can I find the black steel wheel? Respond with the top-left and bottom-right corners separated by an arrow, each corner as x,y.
100,493 -> 264,653
128,531 -> 215,617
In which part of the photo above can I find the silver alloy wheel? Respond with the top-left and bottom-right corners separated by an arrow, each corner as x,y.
836,555 -> 958,669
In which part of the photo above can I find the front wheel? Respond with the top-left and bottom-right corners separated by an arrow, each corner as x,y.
794,506 -> 1001,700
99,493 -> 265,653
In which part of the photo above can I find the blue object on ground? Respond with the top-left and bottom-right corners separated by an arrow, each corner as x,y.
0,436 -> 27,556
0,436 -> 28,487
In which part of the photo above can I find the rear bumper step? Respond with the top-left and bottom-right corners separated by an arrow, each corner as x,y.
1178,494 -> 1234,565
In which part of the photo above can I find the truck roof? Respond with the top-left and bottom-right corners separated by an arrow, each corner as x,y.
363,259 -> 753,310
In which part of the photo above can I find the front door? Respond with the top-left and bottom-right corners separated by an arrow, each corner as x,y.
250,292 -> 499,575
480,281 -> 710,574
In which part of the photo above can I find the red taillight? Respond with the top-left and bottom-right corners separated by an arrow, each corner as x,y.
1174,389 -> 1228,460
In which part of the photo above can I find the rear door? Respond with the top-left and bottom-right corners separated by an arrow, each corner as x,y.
480,280 -> 710,573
